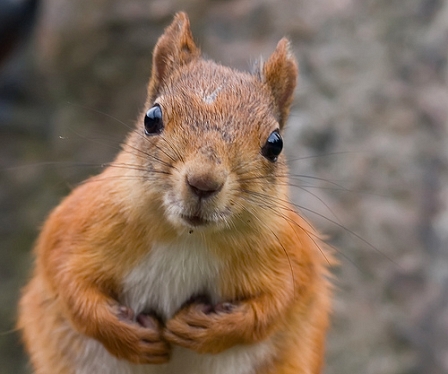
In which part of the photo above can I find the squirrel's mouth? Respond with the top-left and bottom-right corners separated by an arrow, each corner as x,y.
181,214 -> 209,227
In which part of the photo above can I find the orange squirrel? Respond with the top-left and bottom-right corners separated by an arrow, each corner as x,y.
18,12 -> 333,374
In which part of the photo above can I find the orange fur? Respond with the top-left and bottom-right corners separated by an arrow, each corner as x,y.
18,12 -> 333,374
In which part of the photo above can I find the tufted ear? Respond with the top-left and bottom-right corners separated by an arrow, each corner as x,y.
262,38 -> 298,129
147,12 -> 200,101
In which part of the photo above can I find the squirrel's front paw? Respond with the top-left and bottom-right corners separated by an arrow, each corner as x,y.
100,306 -> 171,364
164,300 -> 248,354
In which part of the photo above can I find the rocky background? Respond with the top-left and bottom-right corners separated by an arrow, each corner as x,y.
1,0 -> 448,373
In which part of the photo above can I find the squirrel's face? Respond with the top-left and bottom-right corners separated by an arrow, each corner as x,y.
124,13 -> 297,235
130,60 -> 289,233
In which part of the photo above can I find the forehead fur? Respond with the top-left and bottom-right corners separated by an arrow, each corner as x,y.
164,60 -> 273,107
156,60 -> 278,141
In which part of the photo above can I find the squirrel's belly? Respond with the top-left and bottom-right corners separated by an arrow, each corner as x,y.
119,238 -> 222,318
75,238 -> 274,374
77,339 -> 273,374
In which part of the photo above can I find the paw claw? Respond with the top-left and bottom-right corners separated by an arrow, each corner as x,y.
214,302 -> 235,313
198,303 -> 215,314
117,305 -> 135,321
137,313 -> 159,329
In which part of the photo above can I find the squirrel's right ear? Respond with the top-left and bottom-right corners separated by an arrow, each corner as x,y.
147,12 -> 200,101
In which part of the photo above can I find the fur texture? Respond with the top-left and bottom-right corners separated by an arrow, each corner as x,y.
18,12 -> 333,374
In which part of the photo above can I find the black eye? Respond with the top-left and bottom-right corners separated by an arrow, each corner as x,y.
261,130 -> 283,162
144,104 -> 163,135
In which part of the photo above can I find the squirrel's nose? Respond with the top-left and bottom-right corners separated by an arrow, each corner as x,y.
186,173 -> 224,199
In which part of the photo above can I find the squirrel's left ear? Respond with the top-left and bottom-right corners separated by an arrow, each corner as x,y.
147,12 -> 200,101
262,38 -> 298,129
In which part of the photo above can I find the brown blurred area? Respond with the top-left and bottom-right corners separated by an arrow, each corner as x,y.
1,0 -> 448,373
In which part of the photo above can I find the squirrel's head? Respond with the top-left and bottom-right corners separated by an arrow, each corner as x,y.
126,12 -> 298,236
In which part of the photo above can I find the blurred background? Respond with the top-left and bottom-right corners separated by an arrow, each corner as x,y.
1,0 -> 448,373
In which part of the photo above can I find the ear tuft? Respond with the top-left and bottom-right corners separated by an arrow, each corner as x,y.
262,38 -> 298,128
147,12 -> 200,101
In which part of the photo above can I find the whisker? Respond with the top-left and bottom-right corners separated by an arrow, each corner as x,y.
67,127 -> 123,153
287,174 -> 351,191
68,103 -> 136,132
241,205 -> 296,293
237,172 -> 385,198
103,163 -> 152,173
1,161 -> 103,172
288,200 -> 399,267
232,160 -> 394,266
156,135 -> 185,164
124,140 -> 175,170
240,190 -> 332,262
57,126 -> 176,173
286,150 -> 366,163
238,178 -> 342,224
140,135 -> 178,165
78,174 -> 169,186
292,185 -> 341,223
239,188 -> 386,270
67,102 -> 180,169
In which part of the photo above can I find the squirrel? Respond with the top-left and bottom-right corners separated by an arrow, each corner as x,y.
18,12 -> 333,374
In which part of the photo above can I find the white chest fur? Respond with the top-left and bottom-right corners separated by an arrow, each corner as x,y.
76,237 -> 273,374
120,237 -> 221,318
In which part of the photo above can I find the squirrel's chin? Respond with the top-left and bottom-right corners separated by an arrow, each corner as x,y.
165,211 -> 230,235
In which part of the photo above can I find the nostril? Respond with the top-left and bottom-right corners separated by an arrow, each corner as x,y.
187,174 -> 224,199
